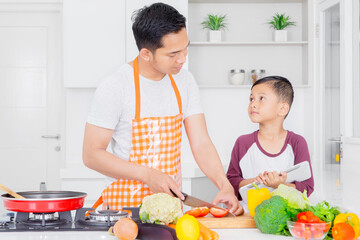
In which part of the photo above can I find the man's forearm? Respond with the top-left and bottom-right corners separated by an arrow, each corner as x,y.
192,140 -> 232,190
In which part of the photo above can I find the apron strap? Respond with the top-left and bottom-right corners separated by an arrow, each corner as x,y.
133,57 -> 141,120
169,74 -> 182,114
133,56 -> 183,120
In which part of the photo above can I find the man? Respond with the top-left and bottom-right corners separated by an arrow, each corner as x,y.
83,2 -> 243,215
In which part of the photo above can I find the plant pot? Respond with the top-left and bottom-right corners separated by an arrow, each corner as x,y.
274,30 -> 287,42
209,30 -> 221,42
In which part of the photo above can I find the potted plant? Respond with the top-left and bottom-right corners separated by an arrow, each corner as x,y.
201,14 -> 228,42
268,13 -> 296,42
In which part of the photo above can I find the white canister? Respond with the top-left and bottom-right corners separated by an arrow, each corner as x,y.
229,69 -> 245,85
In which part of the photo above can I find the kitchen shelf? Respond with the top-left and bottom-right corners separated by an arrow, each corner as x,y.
190,41 -> 308,46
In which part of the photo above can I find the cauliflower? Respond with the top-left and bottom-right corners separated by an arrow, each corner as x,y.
139,193 -> 183,225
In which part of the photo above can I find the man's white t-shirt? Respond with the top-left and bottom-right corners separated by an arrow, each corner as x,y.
87,64 -> 203,164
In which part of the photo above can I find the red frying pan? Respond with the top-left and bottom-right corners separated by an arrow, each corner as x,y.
1,191 -> 87,213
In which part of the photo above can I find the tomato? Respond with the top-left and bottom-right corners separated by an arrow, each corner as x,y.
185,207 -> 209,218
297,211 -> 321,223
293,220 -> 306,238
320,220 -> 330,233
185,208 -> 202,218
307,215 -> 321,223
209,207 -> 229,218
197,207 -> 210,217
332,223 -> 355,240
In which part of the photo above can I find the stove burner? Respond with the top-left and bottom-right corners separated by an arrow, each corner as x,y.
88,210 -> 128,222
33,213 -> 55,221
0,207 -> 139,232
21,218 -> 67,227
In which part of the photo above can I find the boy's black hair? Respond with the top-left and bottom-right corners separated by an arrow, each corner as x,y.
252,76 -> 294,116
132,3 -> 186,52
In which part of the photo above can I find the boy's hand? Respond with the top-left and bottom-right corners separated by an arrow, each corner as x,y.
254,171 -> 269,184
263,171 -> 287,189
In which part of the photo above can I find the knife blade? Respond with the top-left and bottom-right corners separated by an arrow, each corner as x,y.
170,190 -> 235,217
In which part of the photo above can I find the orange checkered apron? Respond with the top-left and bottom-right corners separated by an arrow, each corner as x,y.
91,57 -> 183,210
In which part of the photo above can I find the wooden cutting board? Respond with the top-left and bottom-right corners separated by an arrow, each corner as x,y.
197,213 -> 257,229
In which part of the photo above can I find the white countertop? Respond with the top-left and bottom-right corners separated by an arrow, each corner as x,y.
0,229 -> 291,240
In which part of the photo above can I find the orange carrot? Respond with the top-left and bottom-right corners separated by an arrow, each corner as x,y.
168,224 -> 176,229
198,221 -> 219,240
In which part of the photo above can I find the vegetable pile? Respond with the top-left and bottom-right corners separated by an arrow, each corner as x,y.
253,184 -> 359,240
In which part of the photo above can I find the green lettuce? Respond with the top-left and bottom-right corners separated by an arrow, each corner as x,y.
271,184 -> 309,210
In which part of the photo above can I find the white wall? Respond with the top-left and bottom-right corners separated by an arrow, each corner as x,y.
63,0 -> 126,88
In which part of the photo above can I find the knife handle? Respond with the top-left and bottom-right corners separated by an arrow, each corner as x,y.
170,189 -> 187,199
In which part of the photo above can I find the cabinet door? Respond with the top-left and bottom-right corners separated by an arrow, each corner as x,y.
125,0 -> 188,63
63,0 -> 125,88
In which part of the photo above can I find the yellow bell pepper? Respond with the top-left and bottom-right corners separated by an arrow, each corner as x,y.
247,183 -> 271,218
334,213 -> 360,239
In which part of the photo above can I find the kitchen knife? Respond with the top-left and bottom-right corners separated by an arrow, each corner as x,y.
239,161 -> 312,204
170,190 -> 235,217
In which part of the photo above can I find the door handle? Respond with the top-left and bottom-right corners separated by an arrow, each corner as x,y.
41,134 -> 60,140
328,137 -> 341,142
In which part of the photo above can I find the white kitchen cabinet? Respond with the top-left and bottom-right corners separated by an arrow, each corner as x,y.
63,0 -> 125,88
187,0 -> 313,87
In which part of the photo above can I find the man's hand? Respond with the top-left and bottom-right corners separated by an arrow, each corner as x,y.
212,185 -> 244,216
143,167 -> 185,200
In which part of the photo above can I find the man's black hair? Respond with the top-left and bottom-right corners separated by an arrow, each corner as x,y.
252,76 -> 294,116
132,2 -> 186,52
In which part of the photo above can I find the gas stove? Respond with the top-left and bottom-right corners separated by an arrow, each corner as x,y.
0,208 -> 133,232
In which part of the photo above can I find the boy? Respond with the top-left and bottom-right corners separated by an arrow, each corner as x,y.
226,76 -> 314,200
83,3 -> 243,215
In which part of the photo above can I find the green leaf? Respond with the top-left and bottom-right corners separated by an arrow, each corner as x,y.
268,13 -> 296,30
139,211 -> 150,223
201,14 -> 228,31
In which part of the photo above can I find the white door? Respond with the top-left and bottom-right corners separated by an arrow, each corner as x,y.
323,3 -> 341,167
314,0 -> 342,204
0,7 -> 63,196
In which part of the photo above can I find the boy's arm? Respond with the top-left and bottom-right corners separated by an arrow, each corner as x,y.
226,138 -> 250,200
293,136 -> 315,196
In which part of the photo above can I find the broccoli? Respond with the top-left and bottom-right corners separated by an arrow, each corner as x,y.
254,195 -> 291,235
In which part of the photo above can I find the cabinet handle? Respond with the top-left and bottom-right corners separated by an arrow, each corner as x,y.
41,134 -> 60,140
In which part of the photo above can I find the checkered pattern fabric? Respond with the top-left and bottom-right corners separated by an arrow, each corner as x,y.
101,113 -> 183,209
100,58 -> 184,210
